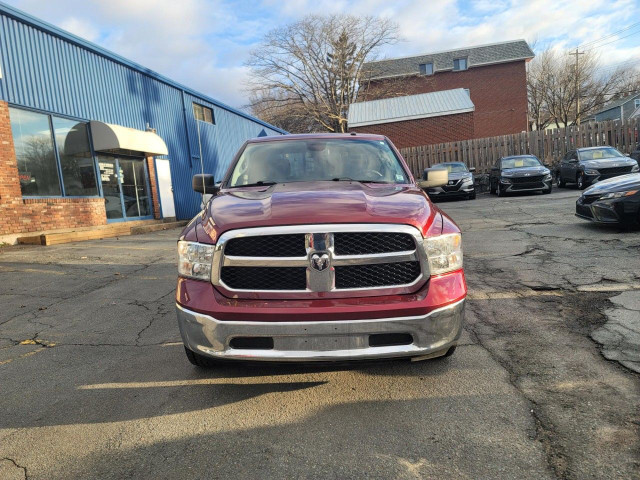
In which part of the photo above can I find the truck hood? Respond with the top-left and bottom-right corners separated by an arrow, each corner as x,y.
201,181 -> 437,239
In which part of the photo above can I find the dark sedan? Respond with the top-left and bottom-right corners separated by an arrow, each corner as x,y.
423,162 -> 476,200
557,146 -> 639,190
576,173 -> 640,228
489,155 -> 552,196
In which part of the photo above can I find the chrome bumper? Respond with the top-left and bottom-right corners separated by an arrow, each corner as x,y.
176,299 -> 464,362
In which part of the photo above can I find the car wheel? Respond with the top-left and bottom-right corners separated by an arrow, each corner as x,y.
497,183 -> 505,197
184,346 -> 218,368
577,172 -> 586,190
556,174 -> 565,188
489,181 -> 496,195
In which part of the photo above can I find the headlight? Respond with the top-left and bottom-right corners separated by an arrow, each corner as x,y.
585,169 -> 598,175
600,190 -> 639,200
461,177 -> 474,185
632,164 -> 639,172
500,177 -> 512,184
178,241 -> 214,281
423,233 -> 463,275
543,174 -> 552,181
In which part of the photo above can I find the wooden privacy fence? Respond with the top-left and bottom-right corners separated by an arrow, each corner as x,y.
399,118 -> 640,176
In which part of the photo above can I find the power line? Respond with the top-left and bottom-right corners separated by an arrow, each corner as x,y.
584,29 -> 640,52
577,21 -> 640,49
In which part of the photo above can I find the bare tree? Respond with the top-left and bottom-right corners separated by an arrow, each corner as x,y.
528,47 -> 640,129
246,15 -> 399,133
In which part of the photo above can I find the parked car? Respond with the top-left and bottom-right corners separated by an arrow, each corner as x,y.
175,134 -> 466,366
489,155 -> 552,196
557,146 -> 639,190
422,162 -> 476,200
576,173 -> 640,228
631,142 -> 640,164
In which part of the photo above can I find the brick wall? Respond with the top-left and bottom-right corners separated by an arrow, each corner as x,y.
0,100 -> 107,238
349,112 -> 474,149
146,156 -> 161,219
366,61 -> 529,139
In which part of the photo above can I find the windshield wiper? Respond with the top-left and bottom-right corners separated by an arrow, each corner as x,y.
232,181 -> 277,188
331,177 -> 391,184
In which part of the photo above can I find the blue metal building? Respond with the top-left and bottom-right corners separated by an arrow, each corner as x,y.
0,1 -> 285,227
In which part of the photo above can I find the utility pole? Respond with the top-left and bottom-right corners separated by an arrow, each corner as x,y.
569,48 -> 585,126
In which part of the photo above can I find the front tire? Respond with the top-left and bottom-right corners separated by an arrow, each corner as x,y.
557,174 -> 565,188
577,172 -> 587,190
184,346 -> 218,368
497,183 -> 506,197
489,182 -> 496,195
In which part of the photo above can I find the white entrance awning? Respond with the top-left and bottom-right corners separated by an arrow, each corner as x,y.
90,121 -> 168,156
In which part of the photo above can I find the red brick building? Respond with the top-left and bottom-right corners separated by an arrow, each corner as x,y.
360,40 -> 534,140
348,89 -> 475,149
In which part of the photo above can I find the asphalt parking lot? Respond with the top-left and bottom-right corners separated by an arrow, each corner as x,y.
1,188 -> 639,480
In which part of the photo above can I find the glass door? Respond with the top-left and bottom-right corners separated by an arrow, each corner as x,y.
98,156 -> 124,220
97,155 -> 152,221
119,158 -> 152,218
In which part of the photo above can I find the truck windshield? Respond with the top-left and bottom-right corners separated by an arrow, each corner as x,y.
227,138 -> 410,187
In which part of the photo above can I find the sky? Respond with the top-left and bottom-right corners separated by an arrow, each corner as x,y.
4,0 -> 640,109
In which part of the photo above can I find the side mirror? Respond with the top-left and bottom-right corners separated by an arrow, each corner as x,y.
469,167 -> 476,173
192,174 -> 218,194
625,153 -> 631,157
418,168 -> 448,189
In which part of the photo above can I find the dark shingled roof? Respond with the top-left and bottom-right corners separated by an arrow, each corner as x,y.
365,40 -> 534,80
592,92 -> 640,114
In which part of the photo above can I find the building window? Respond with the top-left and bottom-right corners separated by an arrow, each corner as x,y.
453,58 -> 468,71
52,117 -> 98,196
193,103 -> 214,124
9,107 -> 98,197
419,62 -> 434,75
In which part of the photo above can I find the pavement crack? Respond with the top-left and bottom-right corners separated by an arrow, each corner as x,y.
1,457 -> 28,479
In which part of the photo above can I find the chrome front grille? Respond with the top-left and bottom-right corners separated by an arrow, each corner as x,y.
212,224 -> 428,298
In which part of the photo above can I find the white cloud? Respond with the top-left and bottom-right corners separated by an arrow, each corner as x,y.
4,0 -> 640,109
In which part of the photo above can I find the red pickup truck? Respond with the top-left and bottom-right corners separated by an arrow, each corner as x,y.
176,134 -> 466,365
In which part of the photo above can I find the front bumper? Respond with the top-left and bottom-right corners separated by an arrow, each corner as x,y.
502,180 -> 552,193
176,299 -> 465,362
576,196 -> 640,225
427,183 -> 475,198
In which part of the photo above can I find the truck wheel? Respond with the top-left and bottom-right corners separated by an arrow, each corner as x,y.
184,346 -> 218,368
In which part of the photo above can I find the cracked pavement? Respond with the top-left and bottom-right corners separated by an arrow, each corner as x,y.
0,190 -> 639,479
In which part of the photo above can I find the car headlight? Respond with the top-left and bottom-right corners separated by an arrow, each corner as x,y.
461,177 -> 473,185
543,174 -> 552,181
178,241 -> 214,281
600,190 -> 639,200
500,177 -> 512,184
632,164 -> 639,172
423,233 -> 463,275
585,169 -> 598,175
